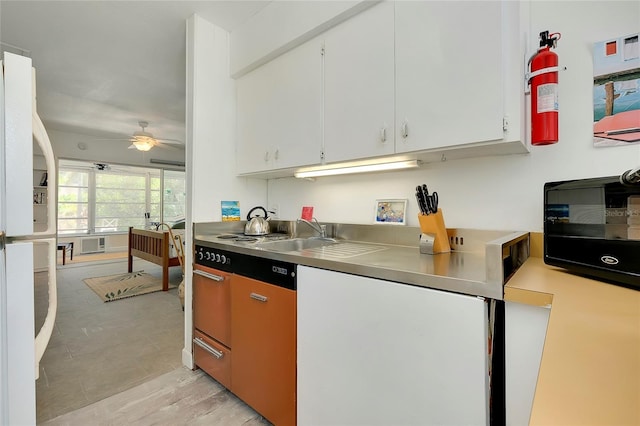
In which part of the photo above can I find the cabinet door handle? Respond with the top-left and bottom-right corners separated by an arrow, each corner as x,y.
380,126 -> 387,143
274,149 -> 280,160
401,120 -> 409,139
193,337 -> 224,359
193,269 -> 224,282
264,151 -> 270,162
250,292 -> 268,302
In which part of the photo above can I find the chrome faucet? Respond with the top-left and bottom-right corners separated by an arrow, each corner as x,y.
297,218 -> 327,239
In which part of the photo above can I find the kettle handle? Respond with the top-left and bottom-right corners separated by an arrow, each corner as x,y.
247,206 -> 268,220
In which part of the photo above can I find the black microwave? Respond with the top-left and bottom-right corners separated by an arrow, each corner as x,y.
544,176 -> 640,289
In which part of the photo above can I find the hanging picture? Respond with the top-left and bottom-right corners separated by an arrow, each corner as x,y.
221,201 -> 240,221
593,32 -> 640,147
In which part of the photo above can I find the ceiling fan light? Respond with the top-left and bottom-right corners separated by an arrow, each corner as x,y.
133,140 -> 153,151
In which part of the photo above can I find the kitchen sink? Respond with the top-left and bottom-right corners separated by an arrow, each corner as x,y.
257,238 -> 337,252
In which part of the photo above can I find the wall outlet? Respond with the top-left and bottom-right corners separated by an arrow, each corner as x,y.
269,204 -> 279,218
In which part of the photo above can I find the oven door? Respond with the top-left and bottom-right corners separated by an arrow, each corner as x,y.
193,264 -> 232,347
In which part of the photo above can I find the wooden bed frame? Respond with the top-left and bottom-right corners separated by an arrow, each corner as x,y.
128,227 -> 181,291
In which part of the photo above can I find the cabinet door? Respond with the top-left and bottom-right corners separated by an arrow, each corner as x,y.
231,275 -> 296,426
193,265 -> 231,347
323,1 -> 395,163
297,266 -> 489,425
395,1 -> 504,152
236,39 -> 322,174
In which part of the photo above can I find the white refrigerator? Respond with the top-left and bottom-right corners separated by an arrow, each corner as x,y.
0,52 -> 58,424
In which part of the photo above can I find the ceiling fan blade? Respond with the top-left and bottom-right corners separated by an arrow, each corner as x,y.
155,138 -> 183,145
156,143 -> 181,151
128,144 -> 137,150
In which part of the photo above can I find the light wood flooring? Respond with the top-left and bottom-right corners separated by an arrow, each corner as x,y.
42,367 -> 271,425
35,257 -> 269,425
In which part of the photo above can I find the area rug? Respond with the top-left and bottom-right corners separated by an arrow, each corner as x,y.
66,251 -> 128,265
83,271 -> 174,302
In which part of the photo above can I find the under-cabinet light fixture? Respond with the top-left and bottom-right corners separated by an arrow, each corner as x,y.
294,160 -> 420,179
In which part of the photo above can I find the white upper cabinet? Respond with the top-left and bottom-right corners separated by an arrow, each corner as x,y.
236,39 -> 323,174
323,2 -> 395,164
395,1 -> 505,153
234,1 -> 524,176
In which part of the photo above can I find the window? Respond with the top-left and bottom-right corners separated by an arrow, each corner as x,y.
58,169 -> 89,234
623,35 -> 639,61
95,171 -> 149,233
57,160 -> 185,235
163,170 -> 186,223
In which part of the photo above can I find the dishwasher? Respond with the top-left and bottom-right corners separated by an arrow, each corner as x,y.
194,245 -> 297,426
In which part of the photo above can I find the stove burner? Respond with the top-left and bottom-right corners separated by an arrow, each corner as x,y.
217,234 -> 240,240
215,233 -> 290,243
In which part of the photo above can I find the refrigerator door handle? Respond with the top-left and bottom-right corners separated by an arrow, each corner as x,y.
28,237 -> 57,378
32,108 -> 56,237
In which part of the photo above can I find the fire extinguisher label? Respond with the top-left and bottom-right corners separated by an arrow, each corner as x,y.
537,83 -> 558,113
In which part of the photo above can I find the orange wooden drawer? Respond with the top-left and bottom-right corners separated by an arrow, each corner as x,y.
193,265 -> 232,347
193,330 -> 232,389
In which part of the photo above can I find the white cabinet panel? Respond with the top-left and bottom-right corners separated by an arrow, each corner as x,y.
395,1 -> 504,153
505,301 -> 550,426
297,266 -> 489,426
323,1 -> 395,163
236,39 -> 322,174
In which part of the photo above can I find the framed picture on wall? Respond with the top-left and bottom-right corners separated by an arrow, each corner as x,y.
374,199 -> 407,225
593,32 -> 640,147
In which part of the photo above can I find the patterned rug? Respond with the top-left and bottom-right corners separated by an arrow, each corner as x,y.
83,271 -> 174,302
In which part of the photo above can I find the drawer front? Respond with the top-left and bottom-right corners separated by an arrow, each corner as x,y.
193,330 -> 231,389
193,264 -> 232,347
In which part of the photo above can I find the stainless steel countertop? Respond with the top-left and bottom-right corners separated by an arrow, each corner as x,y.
193,222 -> 530,300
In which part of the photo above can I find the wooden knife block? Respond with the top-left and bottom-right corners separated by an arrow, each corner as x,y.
418,209 -> 451,254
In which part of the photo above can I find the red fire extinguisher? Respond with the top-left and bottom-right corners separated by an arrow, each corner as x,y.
528,31 -> 561,145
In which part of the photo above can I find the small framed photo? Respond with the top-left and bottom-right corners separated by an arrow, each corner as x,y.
374,199 -> 407,225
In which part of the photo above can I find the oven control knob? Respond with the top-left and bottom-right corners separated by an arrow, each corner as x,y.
205,252 -> 211,261
215,254 -> 221,262
220,255 -> 226,264
197,251 -> 203,261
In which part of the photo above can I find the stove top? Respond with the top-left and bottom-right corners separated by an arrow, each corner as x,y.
216,233 -> 291,244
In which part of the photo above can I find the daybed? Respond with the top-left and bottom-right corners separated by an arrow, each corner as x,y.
127,226 -> 184,291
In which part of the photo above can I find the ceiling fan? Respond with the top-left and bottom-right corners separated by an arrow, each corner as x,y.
107,121 -> 183,151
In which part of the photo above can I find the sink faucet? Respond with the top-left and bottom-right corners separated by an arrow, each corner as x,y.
297,218 -> 327,238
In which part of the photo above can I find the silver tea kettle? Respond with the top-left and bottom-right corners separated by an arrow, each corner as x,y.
244,206 -> 271,236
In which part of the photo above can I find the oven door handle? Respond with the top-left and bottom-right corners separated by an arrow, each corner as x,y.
193,337 -> 224,359
193,269 -> 225,282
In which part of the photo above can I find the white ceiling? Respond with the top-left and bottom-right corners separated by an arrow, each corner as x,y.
0,1 -> 271,145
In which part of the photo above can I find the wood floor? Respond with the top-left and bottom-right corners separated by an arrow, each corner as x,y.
36,257 -> 270,425
42,367 -> 271,425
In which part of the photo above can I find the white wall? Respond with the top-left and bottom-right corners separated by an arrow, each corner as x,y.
187,16 -> 266,225
265,1 -> 639,232
47,128 -> 185,169
184,14 -> 266,368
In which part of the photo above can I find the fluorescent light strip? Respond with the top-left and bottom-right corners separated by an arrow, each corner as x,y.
294,160 -> 419,178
